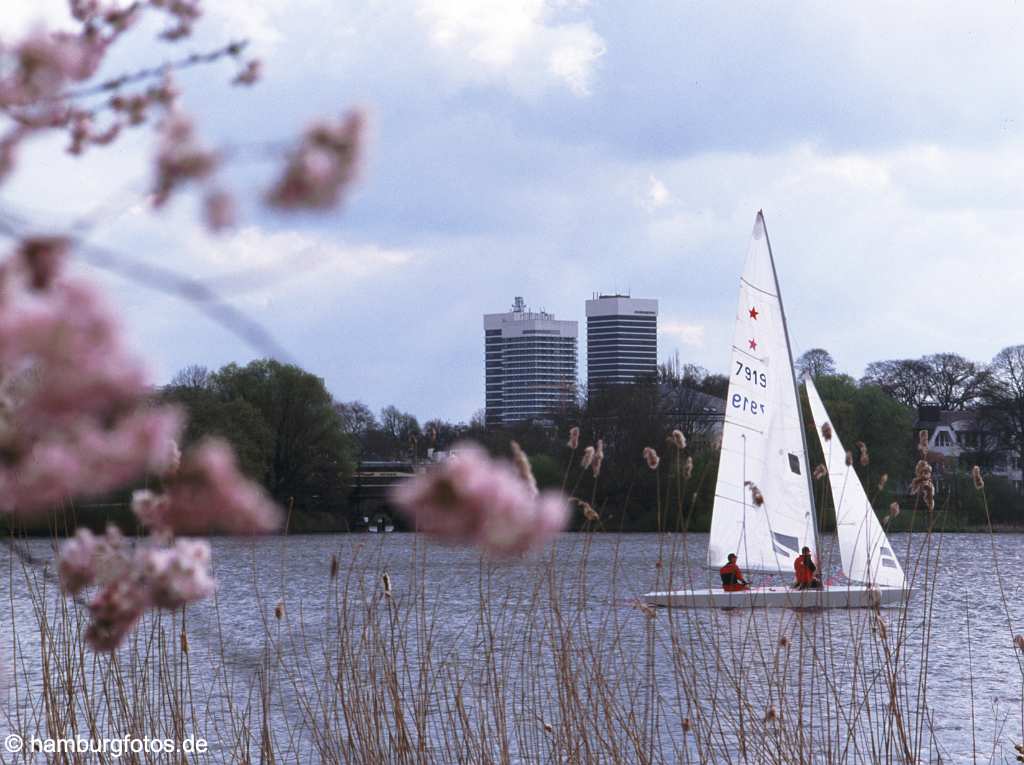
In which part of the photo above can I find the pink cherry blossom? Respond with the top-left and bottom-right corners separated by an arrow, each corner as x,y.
86,579 -> 148,651
267,111 -> 363,210
58,528 -> 103,594
145,438 -> 281,534
232,59 -> 262,86
131,489 -> 171,530
0,242 -> 185,514
152,111 -> 217,207
391,442 -> 568,558
18,236 -> 70,290
6,408 -> 183,514
60,527 -> 216,650
203,189 -> 235,231
143,539 -> 215,609
58,525 -> 130,594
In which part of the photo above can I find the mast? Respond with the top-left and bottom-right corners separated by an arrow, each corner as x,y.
759,210 -> 820,556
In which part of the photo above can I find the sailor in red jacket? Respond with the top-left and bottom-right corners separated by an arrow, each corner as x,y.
719,553 -> 750,592
794,546 -> 822,590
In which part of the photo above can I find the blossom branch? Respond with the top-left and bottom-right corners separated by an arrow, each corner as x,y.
56,40 -> 249,102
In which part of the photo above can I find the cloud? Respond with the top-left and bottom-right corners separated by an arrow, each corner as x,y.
415,0 -> 605,96
660,322 -> 705,348
644,174 -> 670,211
3,2 -> 1024,426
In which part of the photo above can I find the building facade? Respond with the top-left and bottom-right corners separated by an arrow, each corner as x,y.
585,294 -> 658,390
484,297 -> 578,427
916,404 -> 1023,491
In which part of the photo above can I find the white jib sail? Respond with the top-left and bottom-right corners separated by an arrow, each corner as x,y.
707,213 -> 817,574
804,376 -> 906,588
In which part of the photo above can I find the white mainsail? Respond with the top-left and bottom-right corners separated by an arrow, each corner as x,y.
804,376 -> 906,588
707,212 -> 817,573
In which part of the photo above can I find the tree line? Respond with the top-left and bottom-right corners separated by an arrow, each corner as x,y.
798,345 -> 1024,526
155,345 -> 1024,532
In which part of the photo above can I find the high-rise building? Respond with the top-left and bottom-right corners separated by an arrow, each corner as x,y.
586,294 -> 658,390
484,297 -> 578,427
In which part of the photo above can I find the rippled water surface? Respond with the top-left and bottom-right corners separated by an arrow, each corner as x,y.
2,531 -> 1023,762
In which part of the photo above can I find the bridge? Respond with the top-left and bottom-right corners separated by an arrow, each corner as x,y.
349,460 -> 416,531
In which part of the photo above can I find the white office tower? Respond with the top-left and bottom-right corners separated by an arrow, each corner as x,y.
484,297 -> 578,427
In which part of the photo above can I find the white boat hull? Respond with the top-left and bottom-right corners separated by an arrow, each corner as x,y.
643,585 -> 911,609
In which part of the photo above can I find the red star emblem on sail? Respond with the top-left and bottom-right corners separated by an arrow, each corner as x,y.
749,307 -> 758,320
748,339 -> 757,350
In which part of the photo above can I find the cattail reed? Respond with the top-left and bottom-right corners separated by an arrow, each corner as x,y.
681,718 -> 691,733
1016,634 -> 1024,653
875,614 -> 887,640
813,464 -> 827,480
778,635 -> 789,648
636,600 -> 657,619
567,426 -> 580,450
510,441 -> 538,494
329,553 -> 339,579
922,483 -> 935,511
382,571 -> 392,598
822,422 -> 832,441
683,456 -> 693,479
764,707 -> 778,723
855,440 -> 869,466
744,481 -> 764,506
643,447 -> 659,470
889,502 -> 900,518
574,499 -> 599,522
671,429 -> 686,449
910,458 -> 936,509
580,446 -> 595,469
180,630 -> 189,654
845,451 -> 853,467
878,473 -> 888,491
274,601 -> 284,620
592,439 -> 604,477
972,465 -> 984,490
918,429 -> 929,457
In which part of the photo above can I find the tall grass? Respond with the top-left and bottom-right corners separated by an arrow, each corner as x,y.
0,476 -> 1018,763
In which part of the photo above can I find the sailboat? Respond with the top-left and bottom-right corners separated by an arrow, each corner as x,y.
644,212 -> 911,608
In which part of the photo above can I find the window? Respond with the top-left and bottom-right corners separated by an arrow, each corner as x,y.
935,431 -> 952,447
788,453 -> 801,475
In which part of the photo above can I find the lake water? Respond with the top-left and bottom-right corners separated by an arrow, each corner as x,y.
1,531 -> 1022,762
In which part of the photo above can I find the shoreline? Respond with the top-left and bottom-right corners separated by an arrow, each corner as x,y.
5,509 -> 1024,538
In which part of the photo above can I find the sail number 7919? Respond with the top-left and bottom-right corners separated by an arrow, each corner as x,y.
731,393 -> 766,415
734,361 -> 767,388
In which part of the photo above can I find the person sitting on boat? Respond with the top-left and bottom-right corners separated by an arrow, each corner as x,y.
794,546 -> 822,590
719,554 -> 750,592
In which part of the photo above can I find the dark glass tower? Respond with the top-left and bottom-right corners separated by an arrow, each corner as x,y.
586,294 -> 658,390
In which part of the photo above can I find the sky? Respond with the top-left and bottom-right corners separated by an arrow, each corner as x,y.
2,2 -> 1024,424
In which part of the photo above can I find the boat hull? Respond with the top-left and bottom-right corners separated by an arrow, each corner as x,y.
643,585 -> 910,609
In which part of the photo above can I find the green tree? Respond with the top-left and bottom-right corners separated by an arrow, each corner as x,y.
209,360 -> 356,511
920,352 -> 988,410
861,358 -> 932,408
805,375 -> 915,525
985,345 -> 1024,476
165,385 -> 273,480
796,348 -> 837,380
